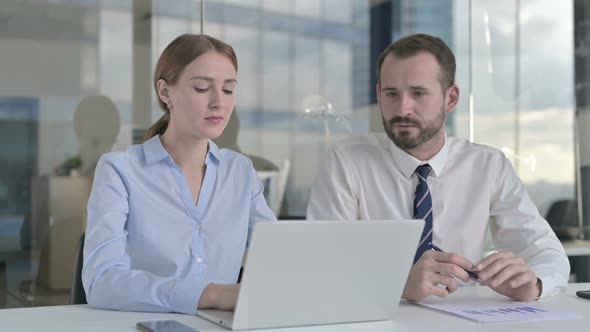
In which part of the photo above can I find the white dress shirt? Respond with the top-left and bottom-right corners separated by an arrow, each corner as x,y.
307,133 -> 569,298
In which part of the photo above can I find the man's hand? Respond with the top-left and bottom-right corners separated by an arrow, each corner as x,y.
198,284 -> 240,310
475,252 -> 541,302
402,250 -> 475,302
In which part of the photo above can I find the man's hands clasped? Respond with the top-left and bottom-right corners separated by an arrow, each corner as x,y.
402,250 -> 541,303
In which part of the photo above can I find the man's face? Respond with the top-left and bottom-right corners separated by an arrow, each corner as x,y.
377,52 -> 457,151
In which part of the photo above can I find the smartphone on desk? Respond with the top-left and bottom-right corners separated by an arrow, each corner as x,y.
576,290 -> 590,300
137,320 -> 200,332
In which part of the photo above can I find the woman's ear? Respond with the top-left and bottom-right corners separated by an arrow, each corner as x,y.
156,79 -> 171,109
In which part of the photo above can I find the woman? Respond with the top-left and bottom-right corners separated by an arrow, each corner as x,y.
82,34 -> 276,314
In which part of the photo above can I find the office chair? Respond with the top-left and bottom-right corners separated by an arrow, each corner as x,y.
258,160 -> 291,215
275,160 -> 290,214
545,199 -> 581,240
69,233 -> 87,305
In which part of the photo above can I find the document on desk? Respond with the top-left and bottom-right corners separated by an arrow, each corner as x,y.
418,296 -> 581,323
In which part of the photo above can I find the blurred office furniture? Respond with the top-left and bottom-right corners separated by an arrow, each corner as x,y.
563,240 -> 590,256
250,155 -> 280,172
545,198 -> 590,282
257,160 -> 290,215
29,175 -> 91,291
0,260 -> 5,307
564,241 -> 590,283
545,199 -> 582,240
213,111 -> 280,171
0,250 -> 32,308
69,233 -> 86,305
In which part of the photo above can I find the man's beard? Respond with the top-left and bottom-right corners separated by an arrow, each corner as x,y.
382,106 -> 446,150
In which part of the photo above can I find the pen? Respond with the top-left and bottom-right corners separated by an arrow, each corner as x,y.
429,243 -> 480,281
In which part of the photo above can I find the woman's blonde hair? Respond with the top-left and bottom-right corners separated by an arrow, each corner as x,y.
144,34 -> 238,141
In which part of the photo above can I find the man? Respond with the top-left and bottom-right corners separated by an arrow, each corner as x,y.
307,34 -> 569,302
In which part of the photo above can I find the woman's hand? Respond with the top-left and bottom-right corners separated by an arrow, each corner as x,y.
198,284 -> 240,310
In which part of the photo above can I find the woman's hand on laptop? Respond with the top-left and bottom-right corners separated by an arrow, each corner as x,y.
402,250 -> 474,302
473,252 -> 542,302
198,284 -> 241,310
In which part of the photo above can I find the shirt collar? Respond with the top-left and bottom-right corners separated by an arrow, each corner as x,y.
142,135 -> 222,165
207,140 -> 222,163
387,133 -> 449,178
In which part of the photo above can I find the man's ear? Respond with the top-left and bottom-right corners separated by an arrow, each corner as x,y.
376,82 -> 382,111
156,79 -> 171,108
445,83 -> 460,113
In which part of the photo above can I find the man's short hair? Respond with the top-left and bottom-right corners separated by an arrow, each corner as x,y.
377,33 -> 456,91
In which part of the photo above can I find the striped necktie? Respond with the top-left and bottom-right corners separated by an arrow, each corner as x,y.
413,164 -> 433,263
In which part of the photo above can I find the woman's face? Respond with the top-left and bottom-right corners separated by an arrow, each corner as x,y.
163,51 -> 237,140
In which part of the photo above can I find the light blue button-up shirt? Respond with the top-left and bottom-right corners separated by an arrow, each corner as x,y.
82,135 -> 276,314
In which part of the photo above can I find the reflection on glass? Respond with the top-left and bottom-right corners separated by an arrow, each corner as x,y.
0,0 -> 108,309
201,22 -> 224,39
225,25 -> 258,109
0,0 -> 579,310
262,31 -> 290,112
294,0 -> 321,19
294,36 -> 321,112
323,0 -> 352,23
151,0 -> 202,123
300,94 -> 353,139
466,0 -> 575,215
224,0 -> 259,8
99,7 -> 132,150
518,0 -> 574,215
262,0 -> 290,15
323,41 -> 352,115
0,0 -> 138,310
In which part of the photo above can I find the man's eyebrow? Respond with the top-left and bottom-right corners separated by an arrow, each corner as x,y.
381,86 -> 398,91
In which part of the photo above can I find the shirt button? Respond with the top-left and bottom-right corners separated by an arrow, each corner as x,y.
197,257 -> 203,263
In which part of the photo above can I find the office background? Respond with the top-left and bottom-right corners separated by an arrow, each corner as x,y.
0,0 -> 588,308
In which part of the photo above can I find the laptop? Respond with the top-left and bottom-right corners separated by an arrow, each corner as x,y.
197,220 -> 424,330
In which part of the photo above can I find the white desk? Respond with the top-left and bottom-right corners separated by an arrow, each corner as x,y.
1,283 -> 589,332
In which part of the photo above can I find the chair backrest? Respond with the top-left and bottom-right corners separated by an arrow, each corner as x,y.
257,160 -> 290,216
275,160 -> 290,214
69,233 -> 87,304
545,199 -> 581,240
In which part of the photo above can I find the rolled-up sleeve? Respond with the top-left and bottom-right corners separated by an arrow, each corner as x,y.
489,154 -> 570,298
